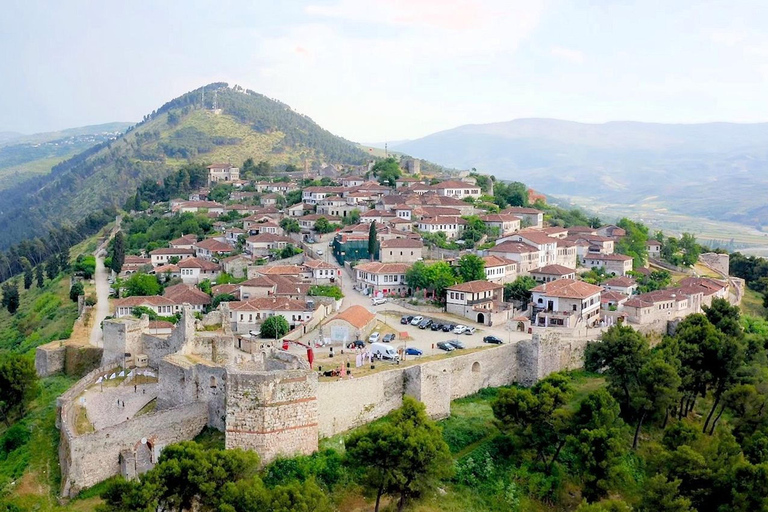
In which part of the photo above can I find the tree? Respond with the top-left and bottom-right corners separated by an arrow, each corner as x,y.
368,221 -> 377,259
425,261 -> 459,300
503,276 -> 536,308
576,500 -> 632,512
371,157 -> 401,186
0,353 -> 38,425
285,189 -> 302,206
212,294 -> 237,309
261,315 -> 289,340
1,282 -> 19,314
631,355 -> 681,448
679,233 -> 701,267
615,218 -> 648,268
209,183 -> 234,203
308,285 -> 343,300
493,181 -> 528,208
45,256 -> 59,280
314,217 -> 339,234
638,475 -> 694,512
35,265 -> 44,288
346,397 -> 452,512
123,273 -> 162,297
342,209 -> 360,226
69,281 -> 84,302
455,254 -> 486,282
279,217 -> 300,234
21,258 -> 32,289
110,232 -> 126,274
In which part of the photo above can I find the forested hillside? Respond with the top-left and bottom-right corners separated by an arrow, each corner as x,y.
0,83 -> 368,250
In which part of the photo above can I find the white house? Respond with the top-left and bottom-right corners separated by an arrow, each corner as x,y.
480,214 -> 521,237
582,253 -> 634,276
354,262 -> 411,296
432,180 -> 482,199
149,248 -> 195,267
225,297 -> 315,333
481,255 -> 518,284
530,279 -> 603,328
379,238 -> 423,263
207,163 -> 240,186
177,257 -> 221,284
529,264 -> 577,283
417,216 -> 467,239
445,280 -> 507,326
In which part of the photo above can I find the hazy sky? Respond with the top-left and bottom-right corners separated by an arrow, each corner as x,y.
2,0 -> 767,141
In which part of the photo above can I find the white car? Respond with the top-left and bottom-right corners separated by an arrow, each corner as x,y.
453,324 -> 467,334
410,316 -> 424,326
464,326 -> 476,335
371,297 -> 387,306
316,249 -> 324,256
368,331 -> 381,343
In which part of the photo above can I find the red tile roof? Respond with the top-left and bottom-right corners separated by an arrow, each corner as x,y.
331,305 -> 376,329
447,280 -> 502,293
531,279 -> 603,299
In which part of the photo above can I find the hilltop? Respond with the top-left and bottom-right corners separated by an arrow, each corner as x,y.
394,118 -> 768,229
0,83 -> 368,249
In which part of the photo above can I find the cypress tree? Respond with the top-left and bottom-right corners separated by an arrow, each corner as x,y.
35,265 -> 44,288
368,221 -> 377,260
110,232 -> 125,274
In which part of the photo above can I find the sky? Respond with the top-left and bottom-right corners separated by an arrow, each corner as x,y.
1,0 -> 767,141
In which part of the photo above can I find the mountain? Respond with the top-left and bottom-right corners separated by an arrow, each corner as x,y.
0,132 -> 23,144
0,83 -> 369,249
395,119 -> 768,228
0,122 -> 132,192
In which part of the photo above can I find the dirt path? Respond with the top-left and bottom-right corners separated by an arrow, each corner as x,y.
90,218 -> 120,347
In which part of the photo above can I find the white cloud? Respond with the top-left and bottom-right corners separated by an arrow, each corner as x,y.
550,45 -> 584,64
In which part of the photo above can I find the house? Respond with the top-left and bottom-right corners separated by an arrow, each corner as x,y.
298,214 -> 342,231
169,234 -> 198,250
379,238 -> 423,263
445,280 -> 507,326
302,186 -> 346,204
225,297 -> 315,334
245,234 -> 296,258
678,277 -> 729,307
480,214 -> 521,237
360,210 -> 397,224
113,296 -> 177,319
596,225 -> 626,238
530,279 -> 603,328
211,284 -> 240,300
355,262 -> 411,296
501,207 -> 544,229
395,177 -> 422,188
120,256 -> 151,275
173,201 -> 225,215
303,258 -> 340,283
151,264 -> 180,281
194,238 -> 233,260
507,232 -> 560,268
431,180 -> 482,199
247,221 -> 283,236
163,283 -> 211,313
647,239 -> 662,259
150,248 -> 195,267
623,289 -> 696,325
220,254 -> 250,279
224,227 -> 246,244
529,265 -> 577,283
582,253 -> 634,276
416,216 -> 467,239
601,290 -> 629,311
555,240 -> 579,268
323,305 -> 377,342
341,176 -> 366,187
256,264 -> 312,280
177,257 -> 221,284
207,163 -> 240,186
487,242 -> 540,274
238,274 -> 311,300
287,203 -> 311,217
603,276 -> 638,296
393,205 -> 413,221
481,255 -> 518,284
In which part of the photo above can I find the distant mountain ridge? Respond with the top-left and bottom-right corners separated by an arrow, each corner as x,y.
394,118 -> 768,227
0,83 -> 369,249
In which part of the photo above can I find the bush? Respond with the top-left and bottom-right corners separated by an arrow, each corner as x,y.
69,281 -> 84,302
85,294 -> 97,306
0,423 -> 30,455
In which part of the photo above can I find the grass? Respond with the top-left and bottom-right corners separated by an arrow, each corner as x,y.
135,398 -> 157,417
741,288 -> 767,317
74,405 -> 93,435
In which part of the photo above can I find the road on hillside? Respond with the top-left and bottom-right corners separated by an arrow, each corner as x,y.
90,218 -> 121,347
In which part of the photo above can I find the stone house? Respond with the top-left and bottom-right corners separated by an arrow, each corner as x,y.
500,207 -> 544,229
177,257 -> 221,284
601,290 -> 629,311
323,305 -> 377,342
207,163 -> 240,186
480,214 -> 521,237
416,216 -> 467,239
603,276 -> 638,295
194,238 -> 233,260
487,242 -> 540,275
120,256 -> 151,276
220,254 -> 249,278
530,279 -> 603,328
623,289 -> 698,325
150,248 -> 195,267
529,264 -> 576,283
379,238 -> 423,263
354,262 -> 411,296
445,280 -> 507,326
225,297 -> 315,333
481,255 -> 518,284
582,253 -> 634,276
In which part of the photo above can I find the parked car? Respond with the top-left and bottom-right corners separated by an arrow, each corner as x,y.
447,339 -> 465,349
442,324 -> 454,332
483,335 -> 503,344
371,342 -> 399,361
347,340 -> 366,349
453,325 -> 467,334
306,236 -> 316,243
368,332 -> 381,343
418,319 -> 433,329
401,315 -> 413,325
316,249 -> 324,256
405,347 -> 423,356
410,316 -> 423,326
371,297 -> 387,306
464,326 -> 476,335
430,323 -> 442,331
383,333 -> 396,343
436,341 -> 455,352
248,330 -> 259,337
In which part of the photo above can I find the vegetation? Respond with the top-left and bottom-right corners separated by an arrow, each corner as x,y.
503,276 -> 537,308
308,285 -> 343,300
260,316 -> 290,339
122,273 -> 161,297
371,157 -> 401,187
278,217 -> 300,234
315,217 -> 341,234
614,218 -> 649,268
405,261 -> 459,301
456,254 -> 486,282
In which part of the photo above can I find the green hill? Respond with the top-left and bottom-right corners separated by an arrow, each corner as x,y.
0,83 -> 368,249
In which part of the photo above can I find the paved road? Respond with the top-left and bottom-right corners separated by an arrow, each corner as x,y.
89,251 -> 111,347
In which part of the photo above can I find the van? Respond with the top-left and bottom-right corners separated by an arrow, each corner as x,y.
370,342 -> 400,361
372,297 -> 387,306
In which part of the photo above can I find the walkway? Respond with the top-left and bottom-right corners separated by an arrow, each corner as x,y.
90,218 -> 121,347
82,380 -> 158,431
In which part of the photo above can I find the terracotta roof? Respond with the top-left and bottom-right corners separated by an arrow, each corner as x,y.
361,210 -> 396,218
153,264 -> 180,273
447,280 -> 502,293
625,289 -> 688,308
433,180 -> 480,189
567,226 -> 598,235
114,295 -> 176,307
258,265 -> 306,276
355,262 -> 411,274
300,214 -> 342,222
583,253 -> 633,262
194,238 -> 232,252
531,279 -> 603,299
419,215 -> 467,225
151,248 -> 195,256
380,238 -> 423,249
678,277 -> 727,296
228,297 -> 312,312
482,255 -> 517,267
246,233 -> 295,244
148,320 -> 175,329
211,284 -> 240,299
601,291 -> 628,303
164,284 -> 212,305
604,276 -> 637,287
177,257 -> 221,271
488,241 -> 538,254
480,214 -> 521,223
331,305 -> 376,329
303,258 -> 337,269
647,239 -> 662,246
530,264 -> 575,276
502,207 -> 544,215
513,232 -> 559,245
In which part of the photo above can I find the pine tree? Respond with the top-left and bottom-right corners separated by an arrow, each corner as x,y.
368,221 -> 377,260
21,258 -> 32,290
110,232 -> 125,274
35,265 -> 44,288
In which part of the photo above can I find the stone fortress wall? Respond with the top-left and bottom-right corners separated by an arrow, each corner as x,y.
57,304 -> 591,497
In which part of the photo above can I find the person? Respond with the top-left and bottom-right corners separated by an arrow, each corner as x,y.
134,385 -> 137,392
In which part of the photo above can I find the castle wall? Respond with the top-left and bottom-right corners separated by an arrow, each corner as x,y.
156,358 -> 226,430
225,369 -> 318,464
35,344 -> 66,377
102,317 -> 147,366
